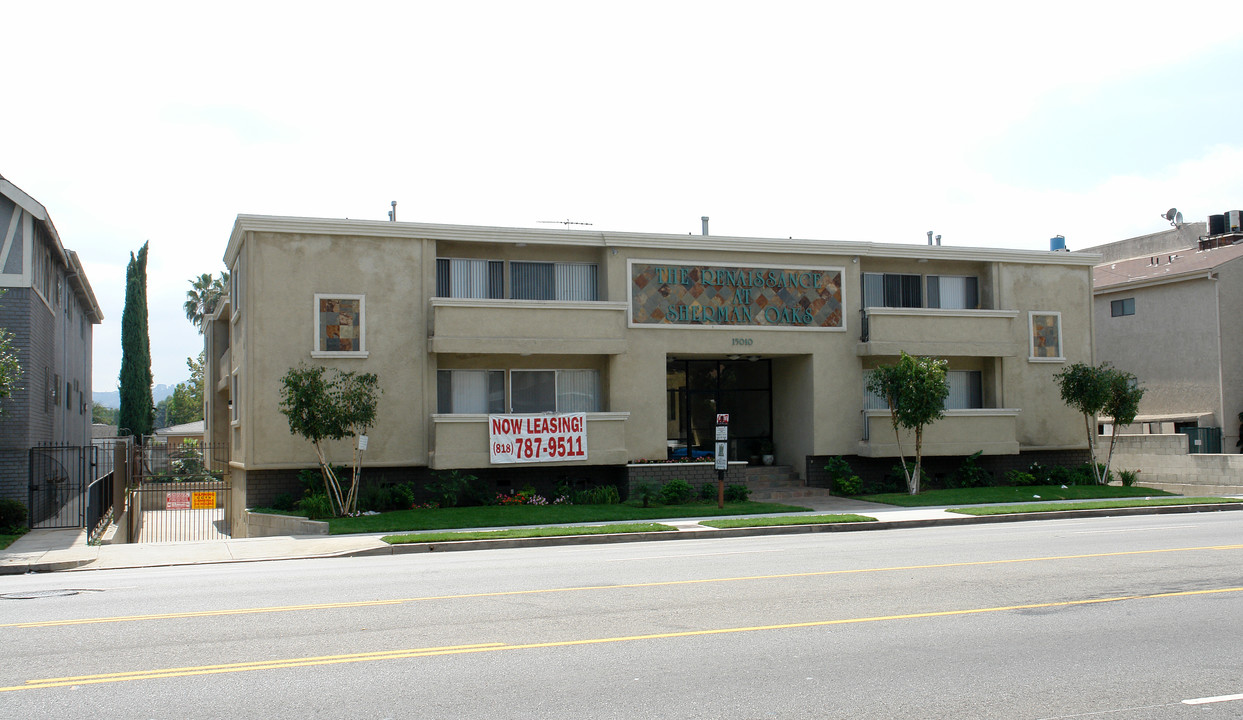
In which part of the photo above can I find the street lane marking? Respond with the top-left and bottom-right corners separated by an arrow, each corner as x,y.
2,586 -> 1241,694
6,543 -> 1241,630
1183,693 -> 1243,705
1072,525 -> 1196,534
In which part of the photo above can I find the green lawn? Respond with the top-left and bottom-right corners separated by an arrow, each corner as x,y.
384,523 -> 678,544
0,531 -> 26,551
699,514 -> 876,529
950,497 -> 1243,516
326,500 -> 811,535
858,485 -> 1178,507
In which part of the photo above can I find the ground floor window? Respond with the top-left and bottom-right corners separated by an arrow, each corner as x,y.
863,368 -> 983,410
437,368 -> 600,413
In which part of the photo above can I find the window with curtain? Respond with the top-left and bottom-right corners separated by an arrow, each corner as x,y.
927,276 -> 979,309
436,258 -> 504,299
945,370 -> 983,409
511,369 -> 601,412
862,273 -> 922,308
437,370 -> 505,413
511,261 -> 598,301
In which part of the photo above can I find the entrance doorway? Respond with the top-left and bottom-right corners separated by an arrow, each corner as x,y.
666,358 -> 772,461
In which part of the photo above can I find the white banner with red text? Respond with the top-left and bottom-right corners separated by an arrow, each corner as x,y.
488,413 -> 588,464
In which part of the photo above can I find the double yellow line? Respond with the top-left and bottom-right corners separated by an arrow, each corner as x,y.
6,544 -> 1242,630
4,585 -> 1242,693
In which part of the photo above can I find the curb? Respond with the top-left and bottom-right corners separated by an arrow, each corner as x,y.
0,557 -> 97,576
344,502 -> 1243,557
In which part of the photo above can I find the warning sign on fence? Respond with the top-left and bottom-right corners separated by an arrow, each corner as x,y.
166,492 -> 191,510
191,491 -> 216,509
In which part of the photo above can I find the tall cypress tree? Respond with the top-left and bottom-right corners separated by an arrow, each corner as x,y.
118,242 -> 154,437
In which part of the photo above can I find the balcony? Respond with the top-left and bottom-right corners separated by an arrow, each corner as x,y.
858,409 -> 1020,457
429,412 -> 631,469
215,347 -> 231,392
430,299 -> 629,355
858,308 -> 1019,357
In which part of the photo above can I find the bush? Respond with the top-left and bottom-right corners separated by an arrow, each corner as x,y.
724,484 -> 751,502
391,483 -> 416,509
573,485 -> 620,505
0,498 -> 27,531
1004,470 -> 1038,486
950,451 -> 993,489
634,483 -> 657,508
425,470 -> 487,508
889,461 -> 928,491
298,493 -> 334,520
1045,465 -> 1076,486
699,482 -> 717,501
1118,469 -> 1138,487
833,475 -> 863,496
270,492 -> 297,512
659,478 -> 694,505
824,456 -> 862,495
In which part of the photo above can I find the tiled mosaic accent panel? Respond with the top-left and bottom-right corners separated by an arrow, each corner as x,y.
1030,313 -> 1060,358
631,263 -> 843,328
320,298 -> 360,352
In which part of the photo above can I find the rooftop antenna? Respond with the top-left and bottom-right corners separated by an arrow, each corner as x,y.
1162,207 -> 1182,227
537,219 -> 593,227
388,201 -> 397,222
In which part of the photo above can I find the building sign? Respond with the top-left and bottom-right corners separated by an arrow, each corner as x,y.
630,261 -> 843,330
489,413 -> 588,464
191,491 -> 217,509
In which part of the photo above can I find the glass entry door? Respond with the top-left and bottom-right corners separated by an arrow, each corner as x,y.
666,358 -> 772,461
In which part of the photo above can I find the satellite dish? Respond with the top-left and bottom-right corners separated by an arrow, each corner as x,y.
1163,208 -> 1178,222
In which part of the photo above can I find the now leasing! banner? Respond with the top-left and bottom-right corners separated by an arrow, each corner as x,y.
489,413 -> 588,464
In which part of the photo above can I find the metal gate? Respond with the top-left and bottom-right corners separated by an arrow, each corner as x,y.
130,440 -> 231,542
28,444 -> 92,529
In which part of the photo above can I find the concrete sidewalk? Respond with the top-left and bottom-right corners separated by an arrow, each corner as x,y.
3,496 -> 1241,575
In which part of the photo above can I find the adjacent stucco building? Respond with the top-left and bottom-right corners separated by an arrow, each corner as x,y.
1087,220 -> 1243,451
0,175 -> 104,504
205,214 -> 1097,535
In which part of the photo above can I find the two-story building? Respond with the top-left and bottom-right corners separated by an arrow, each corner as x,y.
0,175 -> 103,511
205,215 -> 1097,534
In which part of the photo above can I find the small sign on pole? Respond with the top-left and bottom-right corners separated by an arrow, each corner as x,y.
714,415 -> 730,508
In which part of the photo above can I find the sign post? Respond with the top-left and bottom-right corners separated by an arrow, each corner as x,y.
714,414 -> 729,508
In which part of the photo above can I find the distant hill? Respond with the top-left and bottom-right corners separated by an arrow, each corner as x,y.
94,384 -> 174,409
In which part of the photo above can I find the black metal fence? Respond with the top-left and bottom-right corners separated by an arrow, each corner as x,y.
130,440 -> 231,542
28,444 -> 91,529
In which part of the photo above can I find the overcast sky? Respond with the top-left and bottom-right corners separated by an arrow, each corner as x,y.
5,1 -> 1243,393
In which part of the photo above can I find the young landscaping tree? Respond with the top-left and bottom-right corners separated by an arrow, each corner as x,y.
278,364 -> 381,516
118,242 -> 154,438
1100,367 -> 1144,483
865,352 -> 948,494
1053,362 -> 1142,484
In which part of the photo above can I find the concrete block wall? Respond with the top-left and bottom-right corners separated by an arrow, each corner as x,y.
1098,433 -> 1243,496
625,461 -> 748,497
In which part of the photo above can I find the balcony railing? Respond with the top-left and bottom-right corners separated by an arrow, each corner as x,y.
858,308 -> 1020,357
430,298 -> 629,355
859,408 -> 1020,457
429,412 -> 631,469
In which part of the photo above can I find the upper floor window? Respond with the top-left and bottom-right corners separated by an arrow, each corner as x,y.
511,261 -> 598,301
927,276 -> 979,310
1110,298 -> 1135,317
862,273 -> 922,308
314,294 -> 366,357
436,258 -> 503,299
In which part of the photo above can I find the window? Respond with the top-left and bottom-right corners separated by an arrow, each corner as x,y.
231,374 -> 240,422
927,276 -> 979,310
1029,311 -> 1063,361
1110,298 -> 1135,317
314,294 -> 366,357
437,370 -> 505,413
230,260 -> 242,318
510,369 -> 601,413
862,273 -> 922,308
945,370 -> 983,409
510,262 -> 598,301
436,258 -> 504,299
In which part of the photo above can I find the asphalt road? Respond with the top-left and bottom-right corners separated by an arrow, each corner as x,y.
1,512 -> 1241,719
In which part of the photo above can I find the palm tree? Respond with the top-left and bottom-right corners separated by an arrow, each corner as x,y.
184,271 -> 229,333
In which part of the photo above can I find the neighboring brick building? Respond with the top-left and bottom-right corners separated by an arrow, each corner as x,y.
0,175 -> 103,506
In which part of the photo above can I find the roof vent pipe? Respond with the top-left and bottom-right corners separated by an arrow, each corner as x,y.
702,216 -> 709,236
927,231 -> 934,245
388,201 -> 397,222
935,234 -> 942,246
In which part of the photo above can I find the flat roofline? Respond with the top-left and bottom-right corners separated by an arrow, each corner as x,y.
226,214 -> 1101,268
